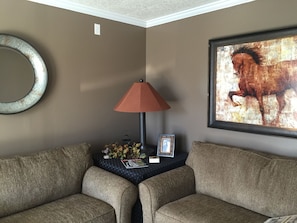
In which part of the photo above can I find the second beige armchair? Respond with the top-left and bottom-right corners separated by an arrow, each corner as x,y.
139,141 -> 297,223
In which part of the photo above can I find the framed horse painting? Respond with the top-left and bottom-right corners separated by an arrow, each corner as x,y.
208,26 -> 297,138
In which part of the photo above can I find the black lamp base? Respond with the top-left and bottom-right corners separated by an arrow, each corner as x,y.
140,144 -> 156,156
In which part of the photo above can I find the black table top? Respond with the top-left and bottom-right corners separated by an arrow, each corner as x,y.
93,152 -> 188,185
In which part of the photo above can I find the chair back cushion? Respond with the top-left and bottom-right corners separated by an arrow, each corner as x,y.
0,143 -> 92,217
186,141 -> 297,217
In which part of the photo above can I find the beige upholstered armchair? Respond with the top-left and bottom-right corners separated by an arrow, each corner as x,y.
0,143 -> 137,223
139,141 -> 297,223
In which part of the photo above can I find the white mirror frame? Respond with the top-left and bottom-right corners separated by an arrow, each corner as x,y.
0,34 -> 48,114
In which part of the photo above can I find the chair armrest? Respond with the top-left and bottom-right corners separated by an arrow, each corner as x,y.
139,165 -> 195,223
82,166 -> 138,223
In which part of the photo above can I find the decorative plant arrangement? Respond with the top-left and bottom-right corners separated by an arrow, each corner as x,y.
102,142 -> 146,159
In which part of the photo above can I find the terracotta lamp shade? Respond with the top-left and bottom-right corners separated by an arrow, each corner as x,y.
114,81 -> 170,112
114,80 -> 170,151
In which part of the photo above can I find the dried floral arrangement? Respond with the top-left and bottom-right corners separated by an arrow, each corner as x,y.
102,142 -> 146,159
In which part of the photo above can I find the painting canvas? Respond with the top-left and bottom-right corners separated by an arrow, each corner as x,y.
208,27 -> 297,138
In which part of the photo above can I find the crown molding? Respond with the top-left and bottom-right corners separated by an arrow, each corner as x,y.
145,0 -> 255,28
28,0 -> 255,28
28,0 -> 147,27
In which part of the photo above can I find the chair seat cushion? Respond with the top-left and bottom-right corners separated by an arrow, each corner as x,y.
155,193 -> 268,223
0,194 -> 116,223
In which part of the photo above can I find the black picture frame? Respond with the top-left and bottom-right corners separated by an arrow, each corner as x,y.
208,26 -> 297,138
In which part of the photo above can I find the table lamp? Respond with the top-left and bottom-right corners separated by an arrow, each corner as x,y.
114,79 -> 170,152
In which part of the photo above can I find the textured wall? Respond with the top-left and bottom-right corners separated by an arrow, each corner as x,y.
2,0 -> 297,158
146,0 -> 297,157
0,0 -> 145,156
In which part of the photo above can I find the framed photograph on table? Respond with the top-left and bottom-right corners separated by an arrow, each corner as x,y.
157,134 -> 175,157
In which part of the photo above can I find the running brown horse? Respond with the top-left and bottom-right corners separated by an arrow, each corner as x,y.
228,46 -> 297,126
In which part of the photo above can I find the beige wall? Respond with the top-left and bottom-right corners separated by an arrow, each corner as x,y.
0,0 -> 145,156
146,0 -> 297,157
2,0 -> 297,158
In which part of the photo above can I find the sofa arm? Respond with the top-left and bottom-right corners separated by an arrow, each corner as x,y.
82,166 -> 137,223
139,165 -> 195,223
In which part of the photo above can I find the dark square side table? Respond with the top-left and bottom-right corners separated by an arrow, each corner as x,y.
93,152 -> 188,223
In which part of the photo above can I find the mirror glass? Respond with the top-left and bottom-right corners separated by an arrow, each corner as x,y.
0,47 -> 34,102
0,34 -> 48,114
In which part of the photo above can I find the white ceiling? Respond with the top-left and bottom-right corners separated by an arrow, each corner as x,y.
28,0 -> 255,28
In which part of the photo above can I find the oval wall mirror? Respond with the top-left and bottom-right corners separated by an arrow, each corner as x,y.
0,34 -> 48,114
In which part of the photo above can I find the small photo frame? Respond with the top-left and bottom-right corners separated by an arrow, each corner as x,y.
157,134 -> 175,157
